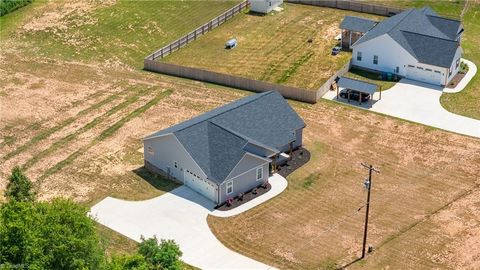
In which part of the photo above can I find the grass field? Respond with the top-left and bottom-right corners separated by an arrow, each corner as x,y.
162,3 -> 382,90
208,98 -> 480,269
1,0 -> 479,269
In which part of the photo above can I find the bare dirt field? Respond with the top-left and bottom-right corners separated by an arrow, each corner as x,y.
1,1 -> 479,268
162,3 -> 382,90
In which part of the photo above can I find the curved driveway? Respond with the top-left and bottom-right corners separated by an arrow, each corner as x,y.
90,174 -> 287,270
371,79 -> 480,138
323,59 -> 480,138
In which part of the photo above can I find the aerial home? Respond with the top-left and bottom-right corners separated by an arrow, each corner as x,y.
341,7 -> 463,86
143,91 -> 305,204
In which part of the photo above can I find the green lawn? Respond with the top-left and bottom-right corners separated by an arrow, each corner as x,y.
7,0 -> 240,68
345,68 -> 397,91
440,3 -> 480,120
162,3 -> 383,90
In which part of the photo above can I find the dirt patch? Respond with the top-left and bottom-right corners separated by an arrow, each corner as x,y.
22,1 -> 115,32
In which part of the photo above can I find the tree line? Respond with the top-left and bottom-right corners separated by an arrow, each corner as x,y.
0,167 -> 184,270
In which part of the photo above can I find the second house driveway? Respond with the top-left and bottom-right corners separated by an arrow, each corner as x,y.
90,174 -> 287,270
323,79 -> 480,138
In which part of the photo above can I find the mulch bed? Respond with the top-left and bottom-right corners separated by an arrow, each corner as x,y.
446,72 -> 466,88
215,183 -> 271,211
276,147 -> 311,178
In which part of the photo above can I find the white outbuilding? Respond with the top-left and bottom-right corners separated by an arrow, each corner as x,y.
249,0 -> 283,14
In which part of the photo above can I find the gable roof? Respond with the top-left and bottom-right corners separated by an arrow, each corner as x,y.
353,7 -> 462,68
340,16 -> 377,33
145,91 -> 305,184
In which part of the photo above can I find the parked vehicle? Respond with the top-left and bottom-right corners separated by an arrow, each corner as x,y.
339,89 -> 370,102
331,46 -> 341,55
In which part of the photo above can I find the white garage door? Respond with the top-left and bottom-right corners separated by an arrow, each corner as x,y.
406,66 -> 443,85
184,171 -> 217,202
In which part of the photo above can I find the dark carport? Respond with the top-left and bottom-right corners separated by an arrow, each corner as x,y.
336,77 -> 380,105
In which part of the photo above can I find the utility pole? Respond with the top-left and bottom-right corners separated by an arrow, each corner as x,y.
360,163 -> 379,259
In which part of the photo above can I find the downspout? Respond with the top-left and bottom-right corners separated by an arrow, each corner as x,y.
217,183 -> 220,206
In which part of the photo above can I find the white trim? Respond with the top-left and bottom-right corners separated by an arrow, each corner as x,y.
226,181 -> 233,195
225,161 -> 268,183
224,152 -> 270,180
143,132 -> 172,141
256,167 -> 263,181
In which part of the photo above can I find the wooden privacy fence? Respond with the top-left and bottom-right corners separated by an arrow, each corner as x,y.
317,59 -> 352,97
144,59 -> 319,103
146,0 -> 248,61
287,0 -> 403,16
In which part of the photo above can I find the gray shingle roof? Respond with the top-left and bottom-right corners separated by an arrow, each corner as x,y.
353,7 -> 462,68
338,77 -> 377,95
144,91 -> 305,184
340,16 -> 377,33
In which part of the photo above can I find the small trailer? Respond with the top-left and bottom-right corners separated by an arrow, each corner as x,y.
225,38 -> 237,49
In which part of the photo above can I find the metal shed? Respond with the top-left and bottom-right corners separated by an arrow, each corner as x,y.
337,77 -> 379,105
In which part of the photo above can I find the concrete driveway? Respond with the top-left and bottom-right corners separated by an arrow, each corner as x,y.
90,174 -> 287,270
323,78 -> 480,138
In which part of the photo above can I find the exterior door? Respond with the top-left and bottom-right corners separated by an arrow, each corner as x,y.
184,171 -> 217,202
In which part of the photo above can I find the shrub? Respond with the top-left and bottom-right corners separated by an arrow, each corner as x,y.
4,166 -> 36,202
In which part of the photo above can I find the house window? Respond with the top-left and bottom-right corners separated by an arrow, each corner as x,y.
456,59 -> 460,68
373,55 -> 378,65
434,70 -> 441,74
395,66 -> 399,73
147,146 -> 154,155
417,67 -> 423,70
226,181 -> 233,195
426,68 -> 432,72
407,64 -> 414,68
256,167 -> 263,181
356,51 -> 362,61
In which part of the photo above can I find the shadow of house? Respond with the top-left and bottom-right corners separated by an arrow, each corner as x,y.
132,166 -> 180,193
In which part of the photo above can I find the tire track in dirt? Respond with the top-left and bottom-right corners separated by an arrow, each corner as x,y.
2,83 -> 127,161
37,89 -> 173,183
20,86 -> 159,174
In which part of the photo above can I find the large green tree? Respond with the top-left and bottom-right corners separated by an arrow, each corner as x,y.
4,166 -> 36,202
138,236 -> 182,270
0,199 -> 106,269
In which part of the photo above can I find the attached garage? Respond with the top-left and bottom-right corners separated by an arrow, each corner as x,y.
406,65 -> 443,86
184,170 -> 217,202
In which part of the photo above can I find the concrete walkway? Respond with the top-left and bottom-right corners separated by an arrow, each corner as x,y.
323,67 -> 480,138
90,174 -> 287,270
443,59 -> 477,93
